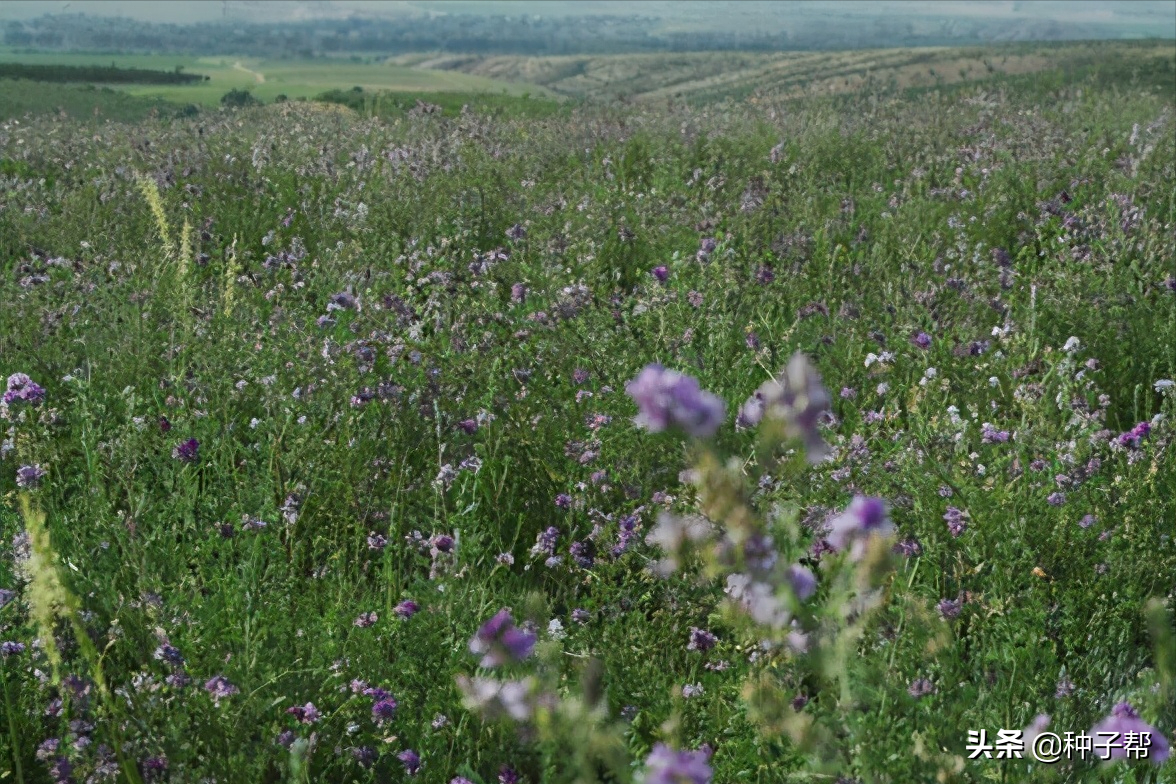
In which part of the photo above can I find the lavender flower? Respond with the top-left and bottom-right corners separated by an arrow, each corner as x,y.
937,598 -> 962,619
1047,492 -> 1066,507
354,612 -> 378,628
642,743 -> 713,784
651,265 -> 670,282
626,364 -> 726,438
911,331 -> 932,349
1089,703 -> 1170,763
469,609 -> 536,667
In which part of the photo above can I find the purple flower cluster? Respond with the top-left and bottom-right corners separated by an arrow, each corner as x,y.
172,438 -> 200,464
943,507 -> 967,537
204,675 -> 239,705
626,364 -> 726,438
15,464 -> 47,489
1115,421 -> 1151,449
3,373 -> 46,406
469,609 -> 536,667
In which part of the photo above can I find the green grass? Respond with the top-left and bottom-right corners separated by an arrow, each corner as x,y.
0,49 -> 554,107
0,45 -> 1173,784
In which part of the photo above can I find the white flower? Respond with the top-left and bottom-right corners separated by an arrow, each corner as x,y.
864,352 -> 879,367
547,619 -> 566,640
1063,336 -> 1081,353
1155,379 -> 1174,392
988,377 -> 999,387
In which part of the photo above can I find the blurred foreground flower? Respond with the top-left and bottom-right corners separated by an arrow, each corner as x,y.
626,364 -> 725,438
470,609 -> 536,667
641,743 -> 713,784
1089,703 -> 1170,763
738,352 -> 831,462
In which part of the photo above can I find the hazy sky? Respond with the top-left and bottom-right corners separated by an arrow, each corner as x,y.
1,0 -> 1173,27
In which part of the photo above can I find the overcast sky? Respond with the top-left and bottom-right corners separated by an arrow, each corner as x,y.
1,0 -> 1173,28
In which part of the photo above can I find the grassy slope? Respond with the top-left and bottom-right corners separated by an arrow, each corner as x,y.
411,40 -> 1176,101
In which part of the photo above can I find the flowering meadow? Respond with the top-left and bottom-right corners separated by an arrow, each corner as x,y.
0,59 -> 1174,784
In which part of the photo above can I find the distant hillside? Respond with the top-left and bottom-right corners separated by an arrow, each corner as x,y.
400,40 -> 1176,102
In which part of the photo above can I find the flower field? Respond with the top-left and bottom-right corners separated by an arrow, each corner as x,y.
0,50 -> 1174,783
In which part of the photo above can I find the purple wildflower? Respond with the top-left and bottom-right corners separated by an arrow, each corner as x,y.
172,438 -> 200,463
1080,514 -> 1097,529
786,563 -> 817,600
371,697 -> 398,725
894,537 -> 922,557
908,678 -> 936,698
276,730 -> 296,748
652,265 -> 670,282
394,600 -> 420,619
510,283 -> 527,303
153,644 -> 184,667
981,423 -> 1010,444
911,332 -> 932,349
499,766 -> 521,784
1047,492 -> 1066,507
532,526 -> 560,557
458,418 -> 478,434
571,608 -> 590,624
351,746 -> 377,768
686,628 -> 717,652
570,540 -> 595,568
354,612 -> 378,628
741,352 -> 832,462
204,675 -> 239,705
286,703 -> 321,724
3,373 -> 46,406
554,493 -> 572,510
626,364 -> 726,438
826,496 -> 894,558
944,507 -> 967,537
642,743 -> 713,784
15,464 -> 47,489
470,609 -> 536,667
0,642 -> 26,657
397,749 -> 421,775
1089,703 -> 1170,763
937,599 -> 962,619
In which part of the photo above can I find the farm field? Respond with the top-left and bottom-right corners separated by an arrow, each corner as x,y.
0,49 -> 549,106
0,38 -> 1174,784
